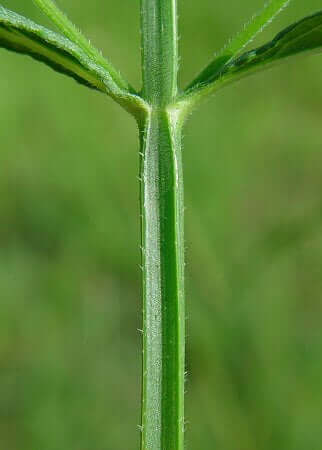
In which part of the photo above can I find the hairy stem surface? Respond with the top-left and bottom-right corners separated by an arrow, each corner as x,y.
141,0 -> 178,105
139,107 -> 185,450
140,0 -> 184,448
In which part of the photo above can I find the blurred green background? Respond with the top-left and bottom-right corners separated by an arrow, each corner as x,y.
1,0 -> 322,448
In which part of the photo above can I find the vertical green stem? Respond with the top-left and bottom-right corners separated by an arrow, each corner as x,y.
141,0 -> 178,105
140,0 -> 184,449
139,110 -> 184,450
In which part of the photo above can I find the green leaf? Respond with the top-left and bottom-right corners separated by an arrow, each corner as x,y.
183,10 -> 322,107
186,0 -> 291,92
32,0 -> 133,94
221,10 -> 322,83
0,5 -> 114,93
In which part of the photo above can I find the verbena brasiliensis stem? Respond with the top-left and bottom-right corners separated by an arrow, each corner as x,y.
1,0 -> 322,448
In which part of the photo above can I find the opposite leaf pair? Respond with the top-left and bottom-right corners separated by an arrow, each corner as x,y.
1,0 -> 322,119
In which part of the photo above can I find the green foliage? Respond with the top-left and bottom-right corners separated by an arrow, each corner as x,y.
0,6 -> 113,93
185,0 -> 291,92
226,10 -> 322,81
0,4 -> 147,116
2,0 -> 322,115
32,0 -> 134,94
1,0 -> 322,449
184,9 -> 322,105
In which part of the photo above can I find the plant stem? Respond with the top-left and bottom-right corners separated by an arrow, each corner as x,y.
141,0 -> 178,105
139,109 -> 184,450
139,1 -> 185,449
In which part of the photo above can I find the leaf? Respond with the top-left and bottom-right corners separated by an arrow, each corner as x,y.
0,5 -> 112,93
186,0 -> 291,91
33,0 -> 133,94
180,9 -> 322,112
221,10 -> 322,83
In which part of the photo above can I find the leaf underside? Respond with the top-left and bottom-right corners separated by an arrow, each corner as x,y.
0,6 -> 109,93
190,10 -> 322,93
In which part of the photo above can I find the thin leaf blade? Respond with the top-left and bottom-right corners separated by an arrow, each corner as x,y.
222,10 -> 322,82
0,6 -> 112,93
184,9 -> 322,107
32,0 -> 133,94
186,0 -> 291,91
